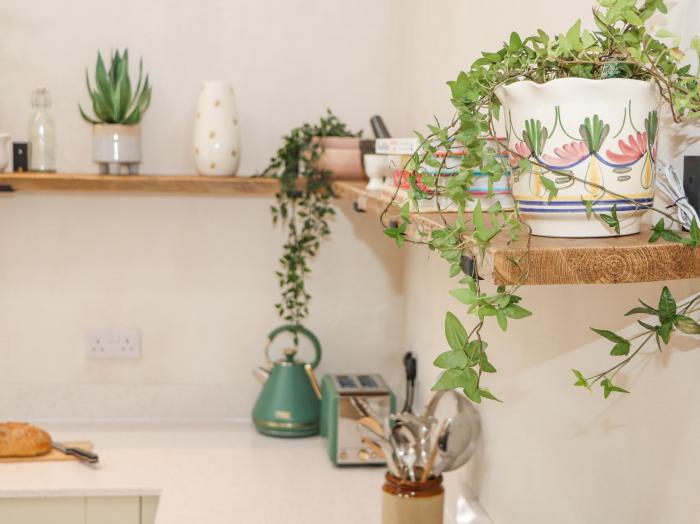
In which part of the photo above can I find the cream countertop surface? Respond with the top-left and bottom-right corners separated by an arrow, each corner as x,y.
0,421 -> 492,524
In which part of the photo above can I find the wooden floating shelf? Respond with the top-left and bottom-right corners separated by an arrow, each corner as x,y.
1,175 -> 697,286
0,172 -> 280,195
334,181 -> 700,286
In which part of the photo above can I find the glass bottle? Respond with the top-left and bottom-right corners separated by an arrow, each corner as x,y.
27,87 -> 56,172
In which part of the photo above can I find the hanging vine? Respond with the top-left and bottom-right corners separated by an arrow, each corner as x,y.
263,111 -> 357,343
383,0 -> 700,401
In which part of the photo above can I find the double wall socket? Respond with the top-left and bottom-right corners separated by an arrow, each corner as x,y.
86,327 -> 141,360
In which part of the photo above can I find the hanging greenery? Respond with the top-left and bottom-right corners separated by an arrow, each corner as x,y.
263,111 -> 358,341
383,0 -> 700,401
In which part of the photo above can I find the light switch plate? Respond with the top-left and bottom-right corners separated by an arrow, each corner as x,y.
86,327 -> 141,360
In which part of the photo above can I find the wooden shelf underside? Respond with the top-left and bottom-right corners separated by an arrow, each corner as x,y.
334,181 -> 700,286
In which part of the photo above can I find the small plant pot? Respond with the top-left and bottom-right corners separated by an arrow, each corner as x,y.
92,124 -> 142,175
313,136 -> 363,179
381,473 -> 444,524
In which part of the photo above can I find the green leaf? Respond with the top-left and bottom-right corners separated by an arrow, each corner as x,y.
432,367 -> 478,391
78,104 -> 98,124
509,31 -> 523,50
658,321 -> 673,344
433,350 -> 468,369
496,309 -> 508,331
657,286 -> 676,322
625,304 -> 657,316
566,19 -> 582,49
95,52 -> 115,121
450,287 -> 477,305
540,176 -> 558,201
600,204 -> 620,234
478,388 -> 501,402
472,200 -> 485,233
676,315 -> 700,334
591,328 -> 628,344
444,311 -> 468,352
465,340 -> 486,360
610,341 -> 631,356
582,198 -> 593,218
480,353 -> 497,373
504,304 -> 532,319
572,369 -> 590,390
691,36 -> 700,60
601,378 -> 629,399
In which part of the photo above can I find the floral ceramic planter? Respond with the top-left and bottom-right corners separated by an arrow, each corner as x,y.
496,78 -> 660,237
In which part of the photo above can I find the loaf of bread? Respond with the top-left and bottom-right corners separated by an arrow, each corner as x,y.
0,422 -> 52,457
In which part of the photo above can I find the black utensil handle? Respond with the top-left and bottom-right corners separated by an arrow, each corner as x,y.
66,447 -> 99,463
370,115 -> 391,139
402,352 -> 417,413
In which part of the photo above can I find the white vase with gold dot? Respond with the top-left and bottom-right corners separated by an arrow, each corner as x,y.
194,81 -> 241,176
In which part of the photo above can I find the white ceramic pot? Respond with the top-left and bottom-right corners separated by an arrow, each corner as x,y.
194,81 -> 241,176
496,78 -> 660,237
363,154 -> 405,190
92,124 -> 142,175
0,133 -> 10,172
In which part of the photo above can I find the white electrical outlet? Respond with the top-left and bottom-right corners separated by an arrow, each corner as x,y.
86,327 -> 141,360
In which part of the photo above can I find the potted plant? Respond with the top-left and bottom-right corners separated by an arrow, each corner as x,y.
313,135 -> 364,179
384,0 -> 700,401
262,110 -> 359,342
79,49 -> 152,175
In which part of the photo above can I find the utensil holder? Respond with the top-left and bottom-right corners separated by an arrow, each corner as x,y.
381,472 -> 444,524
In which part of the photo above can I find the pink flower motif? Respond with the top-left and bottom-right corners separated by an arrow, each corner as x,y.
393,170 -> 429,192
542,141 -> 589,166
605,132 -> 648,164
509,141 -> 531,167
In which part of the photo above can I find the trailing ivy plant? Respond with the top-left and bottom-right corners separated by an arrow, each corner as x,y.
263,111 -> 357,344
383,0 -> 700,401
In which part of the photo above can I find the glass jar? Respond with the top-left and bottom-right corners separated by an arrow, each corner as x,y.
381,472 -> 444,524
27,87 -> 56,172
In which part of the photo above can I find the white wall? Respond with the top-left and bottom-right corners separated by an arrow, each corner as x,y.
1,0 -> 699,520
400,1 -> 700,523
0,0 -> 409,419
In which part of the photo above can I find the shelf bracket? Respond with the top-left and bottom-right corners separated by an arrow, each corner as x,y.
352,201 -> 366,213
460,255 -> 481,280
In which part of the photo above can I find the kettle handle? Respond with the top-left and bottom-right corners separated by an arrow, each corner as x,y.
265,324 -> 321,369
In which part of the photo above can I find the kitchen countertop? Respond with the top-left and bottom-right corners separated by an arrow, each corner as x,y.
0,421 -> 492,524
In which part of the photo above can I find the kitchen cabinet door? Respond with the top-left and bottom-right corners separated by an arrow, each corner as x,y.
141,496 -> 159,524
0,497 -> 85,524
86,496 -> 140,524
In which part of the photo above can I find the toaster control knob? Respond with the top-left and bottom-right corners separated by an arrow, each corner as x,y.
340,451 -> 348,461
357,449 -> 370,462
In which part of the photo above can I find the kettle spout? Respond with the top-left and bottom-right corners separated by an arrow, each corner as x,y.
253,367 -> 270,384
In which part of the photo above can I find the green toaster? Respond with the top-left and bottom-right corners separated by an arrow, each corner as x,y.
321,374 -> 395,466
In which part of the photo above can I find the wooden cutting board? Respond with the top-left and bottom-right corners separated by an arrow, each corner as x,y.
0,441 -> 93,463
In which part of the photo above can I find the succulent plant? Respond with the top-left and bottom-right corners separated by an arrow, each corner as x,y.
79,49 -> 151,125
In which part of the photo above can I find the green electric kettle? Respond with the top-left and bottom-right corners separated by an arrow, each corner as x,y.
252,325 -> 322,438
